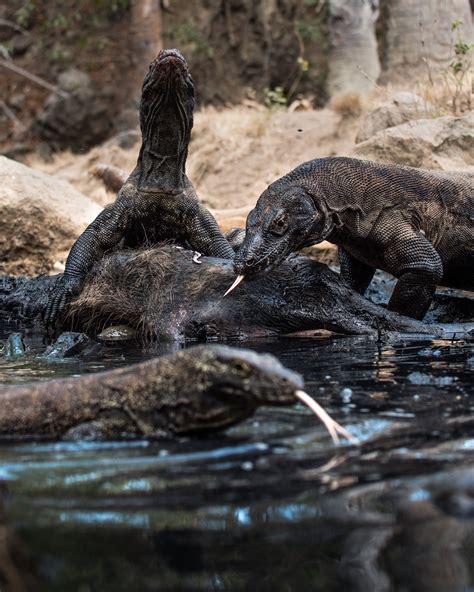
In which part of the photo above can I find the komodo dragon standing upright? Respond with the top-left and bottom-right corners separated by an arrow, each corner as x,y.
228,157 -> 473,319
45,48 -> 234,327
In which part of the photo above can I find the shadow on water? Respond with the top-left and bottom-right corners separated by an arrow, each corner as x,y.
0,326 -> 473,591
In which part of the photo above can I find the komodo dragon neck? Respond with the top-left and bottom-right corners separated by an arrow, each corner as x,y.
129,49 -> 194,195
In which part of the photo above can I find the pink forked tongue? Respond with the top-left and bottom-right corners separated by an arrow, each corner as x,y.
224,275 -> 245,297
295,390 -> 359,445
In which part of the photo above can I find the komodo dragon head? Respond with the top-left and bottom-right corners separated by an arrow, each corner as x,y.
162,345 -> 304,434
225,185 -> 334,295
162,346 -> 354,443
137,48 -> 195,192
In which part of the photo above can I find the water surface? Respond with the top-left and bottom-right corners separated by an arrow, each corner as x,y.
0,328 -> 473,591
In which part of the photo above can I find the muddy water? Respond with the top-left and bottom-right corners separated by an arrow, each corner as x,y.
0,330 -> 473,591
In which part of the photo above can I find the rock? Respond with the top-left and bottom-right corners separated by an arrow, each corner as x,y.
34,68 -> 114,152
0,156 -> 102,275
10,33 -> 32,56
98,325 -> 137,342
57,68 -> 90,93
3,333 -> 28,358
354,111 -> 474,171
356,92 -> 435,143
38,332 -> 101,360
407,371 -> 456,386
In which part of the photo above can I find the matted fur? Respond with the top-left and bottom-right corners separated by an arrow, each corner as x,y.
69,248 -> 175,337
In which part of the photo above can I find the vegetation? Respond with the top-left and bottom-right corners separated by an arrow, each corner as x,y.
446,19 -> 473,113
420,18 -> 474,115
263,86 -> 287,110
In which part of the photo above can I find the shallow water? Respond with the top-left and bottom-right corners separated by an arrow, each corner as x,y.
0,328 -> 473,591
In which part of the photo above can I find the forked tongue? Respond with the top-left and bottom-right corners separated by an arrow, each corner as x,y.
295,390 -> 359,445
224,275 -> 245,297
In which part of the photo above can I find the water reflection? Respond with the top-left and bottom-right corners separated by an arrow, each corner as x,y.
0,333 -> 472,590
1,478 -> 473,592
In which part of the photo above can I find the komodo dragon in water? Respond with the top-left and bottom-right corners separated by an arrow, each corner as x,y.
44,48 -> 234,328
226,157 -> 473,319
0,344 -> 351,442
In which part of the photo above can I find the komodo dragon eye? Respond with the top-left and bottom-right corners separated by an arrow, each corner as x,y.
270,217 -> 288,236
233,361 -> 250,372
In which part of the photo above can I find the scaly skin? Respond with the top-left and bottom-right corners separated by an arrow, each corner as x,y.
0,345 -> 302,439
233,157 -> 473,319
45,49 -> 233,328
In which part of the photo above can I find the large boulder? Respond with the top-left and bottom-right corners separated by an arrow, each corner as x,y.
0,156 -> 102,275
356,92 -> 435,143
354,111 -> 474,171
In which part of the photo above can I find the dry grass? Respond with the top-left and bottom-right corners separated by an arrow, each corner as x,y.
414,73 -> 473,117
329,92 -> 366,120
26,144 -> 138,206
187,106 -> 273,185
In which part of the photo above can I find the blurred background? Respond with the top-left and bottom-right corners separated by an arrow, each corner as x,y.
0,0 -> 473,274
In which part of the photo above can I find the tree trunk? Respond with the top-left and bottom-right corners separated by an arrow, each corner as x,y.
126,0 -> 163,106
327,0 -> 381,97
380,0 -> 474,84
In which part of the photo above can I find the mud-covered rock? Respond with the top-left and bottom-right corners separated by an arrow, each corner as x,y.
3,333 -> 28,359
39,332 -> 101,360
97,325 -> 136,342
354,111 -> 474,171
0,156 -> 101,275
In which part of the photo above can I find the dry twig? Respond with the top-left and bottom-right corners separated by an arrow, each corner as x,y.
0,60 -> 68,98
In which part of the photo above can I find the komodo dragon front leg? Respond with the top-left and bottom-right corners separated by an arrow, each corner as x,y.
44,193 -> 133,327
371,213 -> 443,319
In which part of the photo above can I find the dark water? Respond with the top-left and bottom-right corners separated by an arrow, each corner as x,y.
0,329 -> 473,591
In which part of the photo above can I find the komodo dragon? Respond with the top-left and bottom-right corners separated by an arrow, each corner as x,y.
0,344 -> 350,442
45,48 -> 233,327
227,157 -> 473,319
